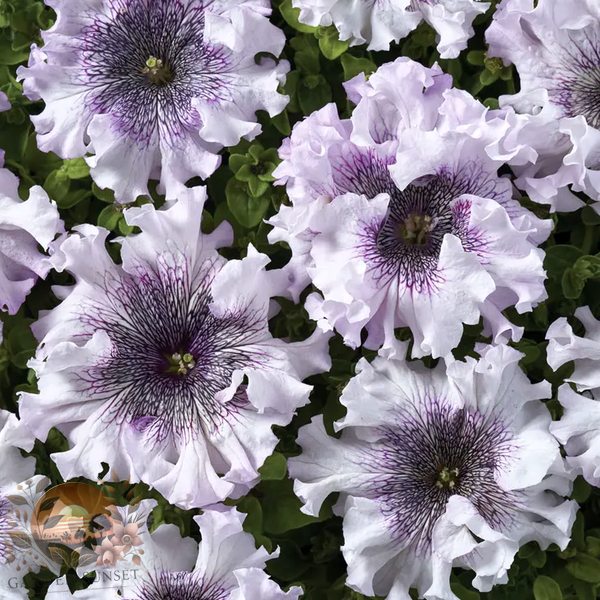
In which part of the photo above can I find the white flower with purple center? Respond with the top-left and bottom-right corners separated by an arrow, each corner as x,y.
48,506 -> 302,600
19,186 -> 331,509
486,0 -> 600,212
546,306 -> 600,486
291,0 -> 489,57
0,95 -> 64,341
270,57 -> 551,359
17,0 -> 289,203
289,342 -> 577,600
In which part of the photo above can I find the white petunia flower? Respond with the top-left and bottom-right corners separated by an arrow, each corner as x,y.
289,342 -> 576,600
487,0 -> 600,213
17,0 -> 289,203
47,506 -> 302,600
19,186 -> 331,509
547,306 -> 600,486
270,58 -> 551,359
0,92 -> 64,343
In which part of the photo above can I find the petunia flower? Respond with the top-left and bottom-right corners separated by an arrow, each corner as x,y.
291,0 -> 489,57
17,0 -> 289,203
486,0 -> 600,213
0,94 -> 64,337
546,306 -> 600,486
19,185 -> 331,509
269,57 -> 551,358
289,342 -> 577,600
47,506 -> 302,600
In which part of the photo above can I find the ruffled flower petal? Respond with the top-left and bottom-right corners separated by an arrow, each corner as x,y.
291,0 -> 487,57
289,342 -> 576,599
0,166 -> 63,315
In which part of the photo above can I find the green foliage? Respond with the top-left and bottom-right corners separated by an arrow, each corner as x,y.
533,576 -> 562,600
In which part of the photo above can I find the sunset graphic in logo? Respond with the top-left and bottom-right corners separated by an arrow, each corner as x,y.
32,483 -> 114,568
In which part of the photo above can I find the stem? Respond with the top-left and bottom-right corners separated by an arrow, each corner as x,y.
506,77 -> 516,95
581,224 -> 594,255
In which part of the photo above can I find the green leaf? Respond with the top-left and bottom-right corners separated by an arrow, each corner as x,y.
479,69 -> 499,87
586,537 -> 600,558
545,245 -> 584,280
292,35 -> 322,75
574,255 -> 600,279
566,553 -> 600,583
7,320 -> 36,369
572,476 -> 592,504
529,548 -> 547,568
511,339 -> 541,366
340,54 -> 377,81
248,176 -> 270,198
279,0 -> 317,33
92,183 -> 116,203
56,189 -> 91,209
466,50 -> 486,66
228,154 -> 251,175
260,478 -> 333,534
450,581 -> 480,600
118,218 -> 135,236
0,121 -> 30,161
97,205 -> 122,231
259,452 -> 287,481
571,511 -> 586,552
582,205 -> 600,226
225,178 -> 270,228
63,158 -> 90,180
272,110 -> 291,135
561,266 -> 585,299
317,26 -> 349,60
44,169 -> 71,202
573,581 -> 597,600
284,70 -> 302,113
533,575 -> 562,600
298,77 -> 332,114
236,495 -> 263,537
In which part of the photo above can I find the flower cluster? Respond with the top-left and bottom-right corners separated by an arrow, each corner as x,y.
2,2 -> 600,600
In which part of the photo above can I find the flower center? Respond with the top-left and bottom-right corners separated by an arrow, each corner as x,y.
165,351 -> 196,376
251,163 -> 266,176
400,213 -> 434,246
435,466 -> 460,490
142,56 -> 173,85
